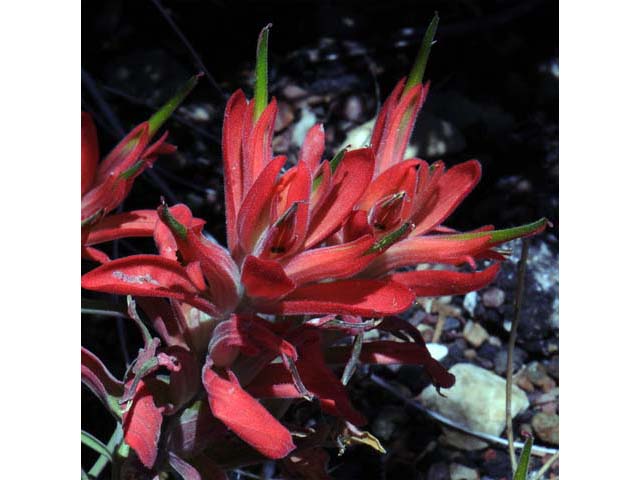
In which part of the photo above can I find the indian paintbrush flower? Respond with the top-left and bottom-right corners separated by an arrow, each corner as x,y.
81,17 -> 548,478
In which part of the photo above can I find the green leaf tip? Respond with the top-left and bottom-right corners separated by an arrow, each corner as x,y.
311,147 -> 348,191
441,218 -> 550,245
404,12 -> 439,96
159,200 -> 188,240
148,73 -> 202,136
254,23 -> 272,122
513,436 -> 533,480
365,222 -> 414,255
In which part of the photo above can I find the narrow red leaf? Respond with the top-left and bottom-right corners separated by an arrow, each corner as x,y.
236,155 -> 286,255
375,83 -> 429,174
266,279 -> 415,316
84,210 -> 159,246
243,98 -> 278,194
222,89 -> 249,251
358,159 -> 422,212
202,366 -> 295,459
387,262 -> 501,297
299,123 -> 325,172
283,234 -> 375,286
370,78 -> 405,154
123,380 -> 163,468
241,255 -> 295,300
81,254 -> 219,315
412,160 -> 482,236
365,234 -> 492,276
305,148 -> 375,248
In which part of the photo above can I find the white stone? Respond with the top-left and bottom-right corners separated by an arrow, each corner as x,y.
420,363 -> 529,450
426,343 -> 448,362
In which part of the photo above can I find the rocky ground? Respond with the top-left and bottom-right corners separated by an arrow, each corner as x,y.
82,1 -> 558,478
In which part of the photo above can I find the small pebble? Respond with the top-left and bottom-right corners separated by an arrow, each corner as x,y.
482,287 -> 506,308
463,321 -> 489,347
443,317 -> 461,331
343,94 -> 364,121
532,412 -> 559,445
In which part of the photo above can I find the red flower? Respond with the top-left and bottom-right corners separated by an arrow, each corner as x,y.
81,21 -> 549,472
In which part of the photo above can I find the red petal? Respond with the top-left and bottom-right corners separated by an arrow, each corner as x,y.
222,90 -> 249,251
242,255 -> 295,300
81,112 -> 99,196
243,98 -> 278,194
81,254 -> 219,315
357,159 -> 422,212
343,209 -> 373,242
412,160 -> 482,236
375,83 -> 429,174
94,122 -> 150,183
305,148 -> 375,248
365,234 -> 492,276
135,297 -> 189,349
202,366 -> 295,459
387,262 -> 501,297
81,246 -> 111,264
123,380 -> 163,468
283,234 -> 375,286
246,333 -> 365,426
209,314 -> 297,367
370,78 -> 405,154
236,155 -> 286,255
299,123 -> 325,172
84,210 -> 159,246
267,279 -> 415,316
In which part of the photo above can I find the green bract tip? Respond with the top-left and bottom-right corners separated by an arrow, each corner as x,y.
441,218 -> 550,245
148,73 -> 202,137
513,436 -> 533,480
403,12 -> 439,96
254,24 -> 272,123
365,222 -> 413,255
159,202 -> 188,240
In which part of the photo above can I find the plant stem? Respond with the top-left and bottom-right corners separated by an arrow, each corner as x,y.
506,238 -> 530,472
88,424 -> 123,478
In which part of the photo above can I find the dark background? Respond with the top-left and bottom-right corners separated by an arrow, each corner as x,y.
82,0 -> 558,477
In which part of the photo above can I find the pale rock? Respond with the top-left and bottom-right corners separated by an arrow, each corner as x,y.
463,321 -> 489,348
426,343 -> 448,362
420,363 -> 529,450
463,291 -> 478,316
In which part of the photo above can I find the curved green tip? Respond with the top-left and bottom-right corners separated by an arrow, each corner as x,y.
403,12 -> 439,96
148,73 -> 202,137
254,24 -> 272,123
441,218 -> 550,244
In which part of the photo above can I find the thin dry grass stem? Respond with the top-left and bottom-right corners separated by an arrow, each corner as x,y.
369,373 -> 558,457
530,451 -> 560,480
150,0 -> 226,100
506,238 -> 530,472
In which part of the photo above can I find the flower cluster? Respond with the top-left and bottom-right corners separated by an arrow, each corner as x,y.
81,19 -> 546,479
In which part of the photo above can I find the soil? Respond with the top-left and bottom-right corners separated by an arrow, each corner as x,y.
82,1 -> 558,478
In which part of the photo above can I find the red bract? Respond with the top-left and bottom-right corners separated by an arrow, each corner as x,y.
81,19 -> 549,478
81,75 -> 201,263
